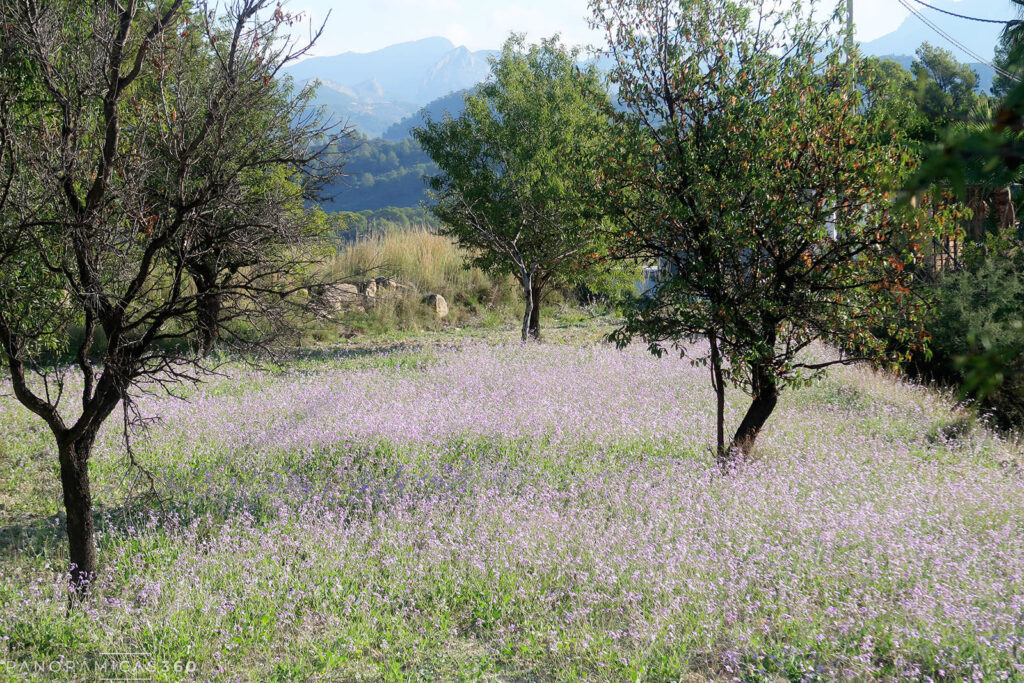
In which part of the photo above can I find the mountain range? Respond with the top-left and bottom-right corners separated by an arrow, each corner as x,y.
859,0 -> 1009,96
291,1 -> 1009,142
304,1 -> 1012,212
285,37 -> 495,138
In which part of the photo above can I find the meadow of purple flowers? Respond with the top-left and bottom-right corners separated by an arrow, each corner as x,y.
1,339 -> 1022,680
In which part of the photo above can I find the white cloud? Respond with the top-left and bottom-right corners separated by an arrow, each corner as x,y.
444,23 -> 474,48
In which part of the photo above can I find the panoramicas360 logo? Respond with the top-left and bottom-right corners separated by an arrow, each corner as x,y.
0,652 -> 198,680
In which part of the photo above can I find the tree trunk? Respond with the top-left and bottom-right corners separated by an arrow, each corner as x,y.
196,289 -> 221,357
727,362 -> 779,462
192,264 -> 221,356
528,280 -> 542,339
57,437 -> 96,591
520,268 -> 534,342
708,331 -> 726,465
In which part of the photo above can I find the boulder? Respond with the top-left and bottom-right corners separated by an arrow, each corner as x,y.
422,293 -> 449,318
373,276 -> 401,291
373,277 -> 414,297
316,283 -> 361,314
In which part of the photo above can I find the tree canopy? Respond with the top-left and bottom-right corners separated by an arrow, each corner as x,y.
906,43 -> 992,145
414,35 -> 615,340
594,0 -> 959,461
0,0 -> 345,588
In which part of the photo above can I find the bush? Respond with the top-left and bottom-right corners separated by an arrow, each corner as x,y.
916,244 -> 1024,429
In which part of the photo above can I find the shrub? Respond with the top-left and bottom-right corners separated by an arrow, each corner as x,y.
917,245 -> 1024,429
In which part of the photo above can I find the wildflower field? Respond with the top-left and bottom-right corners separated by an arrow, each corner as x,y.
1,334 -> 1023,681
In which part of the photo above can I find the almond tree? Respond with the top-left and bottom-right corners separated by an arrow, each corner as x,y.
0,0 -> 344,589
414,35 -> 614,341
593,0 -> 959,463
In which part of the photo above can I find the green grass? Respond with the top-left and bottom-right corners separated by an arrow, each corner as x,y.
1,327 -> 1022,681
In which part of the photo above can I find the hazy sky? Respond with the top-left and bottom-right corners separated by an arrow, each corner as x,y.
287,0 -> 997,56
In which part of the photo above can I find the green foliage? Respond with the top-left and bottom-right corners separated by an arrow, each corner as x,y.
992,29 -> 1022,99
864,45 -> 994,186
320,136 -> 436,211
856,44 -> 993,163
904,5 -> 1024,410
907,44 -> 991,145
595,0 -> 959,454
858,57 -> 916,126
414,34 -> 618,338
910,6 -> 1024,193
0,25 -> 73,362
918,242 -> 1024,429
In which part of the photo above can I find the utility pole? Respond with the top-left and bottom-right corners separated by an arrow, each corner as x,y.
847,0 -> 854,54
847,0 -> 855,85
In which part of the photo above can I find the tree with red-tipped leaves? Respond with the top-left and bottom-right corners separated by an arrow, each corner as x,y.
593,0 -> 960,464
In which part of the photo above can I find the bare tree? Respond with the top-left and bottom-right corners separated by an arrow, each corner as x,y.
0,0 -> 346,590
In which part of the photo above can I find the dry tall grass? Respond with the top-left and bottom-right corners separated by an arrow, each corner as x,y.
332,229 -> 474,295
327,229 -> 520,333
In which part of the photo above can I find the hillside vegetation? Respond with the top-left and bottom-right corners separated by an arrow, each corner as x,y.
320,137 -> 436,211
382,89 -> 471,141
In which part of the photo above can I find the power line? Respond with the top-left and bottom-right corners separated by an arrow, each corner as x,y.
901,0 -> 1018,84
907,0 -> 1012,25
898,0 -> 1019,83
900,0 -> 988,63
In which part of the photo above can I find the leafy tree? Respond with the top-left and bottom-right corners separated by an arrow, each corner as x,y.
414,35 -> 614,340
921,241 -> 1024,428
146,13 -> 348,356
855,57 -> 922,149
912,44 -> 985,119
904,44 -> 992,145
593,0 -> 957,463
855,48 -> 990,157
0,0 -> 344,590
993,29 -> 1022,99
907,5 -> 1024,409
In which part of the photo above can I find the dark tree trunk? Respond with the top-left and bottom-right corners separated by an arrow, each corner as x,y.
528,280 -> 542,339
57,437 -> 96,591
196,289 -> 221,356
192,264 -> 221,356
708,331 -> 726,465
728,362 -> 779,460
520,268 -> 534,342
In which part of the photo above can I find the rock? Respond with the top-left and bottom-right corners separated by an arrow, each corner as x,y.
316,283 -> 361,314
422,293 -> 449,318
373,277 -> 414,296
373,276 -> 399,290
332,283 -> 360,297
